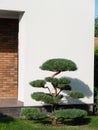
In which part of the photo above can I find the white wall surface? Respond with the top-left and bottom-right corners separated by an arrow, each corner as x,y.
0,0 -> 94,106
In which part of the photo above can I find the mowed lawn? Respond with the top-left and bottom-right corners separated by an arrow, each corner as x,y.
0,116 -> 98,130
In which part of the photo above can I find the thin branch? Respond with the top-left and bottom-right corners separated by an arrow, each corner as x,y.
51,71 -> 61,78
53,86 -> 57,97
45,86 -> 52,95
57,90 -> 62,96
51,71 -> 61,96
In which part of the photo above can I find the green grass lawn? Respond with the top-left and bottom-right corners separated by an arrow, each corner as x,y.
0,116 -> 98,130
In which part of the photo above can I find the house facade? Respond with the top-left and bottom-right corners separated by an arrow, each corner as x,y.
0,0 -> 94,107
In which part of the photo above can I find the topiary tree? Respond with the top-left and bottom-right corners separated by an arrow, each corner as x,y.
30,58 -> 87,125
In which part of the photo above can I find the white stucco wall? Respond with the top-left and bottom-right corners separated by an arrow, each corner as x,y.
0,0 -> 94,106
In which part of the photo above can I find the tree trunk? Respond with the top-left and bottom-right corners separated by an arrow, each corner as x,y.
52,71 -> 61,78
52,117 -> 57,126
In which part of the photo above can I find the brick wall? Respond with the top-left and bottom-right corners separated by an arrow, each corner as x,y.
95,37 -> 98,47
0,18 -> 18,98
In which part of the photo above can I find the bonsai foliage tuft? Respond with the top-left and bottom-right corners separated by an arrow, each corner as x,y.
30,58 -> 87,125
31,92 -> 63,104
68,91 -> 84,99
40,58 -> 77,76
30,80 -> 46,88
53,109 -> 87,119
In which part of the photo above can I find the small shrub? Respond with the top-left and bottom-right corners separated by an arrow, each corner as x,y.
53,109 -> 87,119
21,108 -> 47,120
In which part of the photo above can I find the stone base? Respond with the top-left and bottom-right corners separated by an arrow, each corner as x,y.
0,98 -> 23,117
0,107 -> 22,117
0,104 -> 94,117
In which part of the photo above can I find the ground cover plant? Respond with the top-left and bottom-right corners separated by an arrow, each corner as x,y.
25,58 -> 87,125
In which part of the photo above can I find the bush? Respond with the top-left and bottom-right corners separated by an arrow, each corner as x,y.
53,109 -> 87,119
21,108 -> 47,120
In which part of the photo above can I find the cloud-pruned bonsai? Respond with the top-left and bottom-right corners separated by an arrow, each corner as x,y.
30,58 -> 87,125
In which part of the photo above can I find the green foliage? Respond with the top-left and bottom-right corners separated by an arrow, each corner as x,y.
94,46 -> 98,114
31,92 -> 53,104
45,77 -> 71,90
94,104 -> 98,115
57,84 -> 71,90
94,87 -> 98,102
95,18 -> 98,37
94,46 -> 98,87
30,58 -> 86,125
57,77 -> 71,90
94,87 -> 98,114
40,58 -> 77,72
58,77 -> 71,84
21,108 -> 47,120
45,77 -> 58,86
95,46 -> 98,55
52,95 -> 63,104
31,92 -> 63,104
68,91 -> 84,99
30,80 -> 46,88
53,109 -> 87,119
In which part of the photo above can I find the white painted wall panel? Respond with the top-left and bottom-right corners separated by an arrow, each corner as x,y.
0,0 -> 94,106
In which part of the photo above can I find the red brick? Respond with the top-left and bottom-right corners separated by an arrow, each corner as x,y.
0,18 -> 18,98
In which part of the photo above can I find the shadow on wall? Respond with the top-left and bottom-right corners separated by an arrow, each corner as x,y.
62,78 -> 92,104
